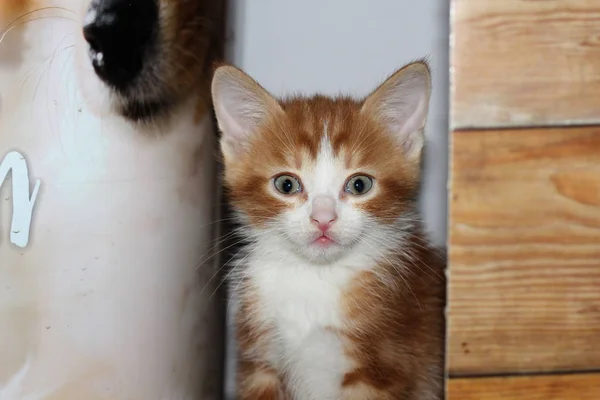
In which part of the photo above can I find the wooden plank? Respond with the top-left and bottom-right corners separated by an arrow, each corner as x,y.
451,0 -> 600,129
447,126 -> 600,375
447,373 -> 600,400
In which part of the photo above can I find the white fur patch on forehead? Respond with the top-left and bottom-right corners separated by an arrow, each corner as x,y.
307,128 -> 345,197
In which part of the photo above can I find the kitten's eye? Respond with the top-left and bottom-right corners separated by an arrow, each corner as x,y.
345,175 -> 373,195
273,174 -> 302,195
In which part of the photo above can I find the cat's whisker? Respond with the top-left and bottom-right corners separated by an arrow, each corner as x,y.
360,227 -> 446,280
224,254 -> 253,301
193,233 -> 259,272
399,237 -> 447,263
360,239 -> 422,310
199,245 -> 247,295
204,229 -> 238,248
364,232 -> 438,282
208,245 -> 256,301
213,249 -> 254,301
195,216 -> 246,229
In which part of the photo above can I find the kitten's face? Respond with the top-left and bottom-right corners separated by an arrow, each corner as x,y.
212,63 -> 431,264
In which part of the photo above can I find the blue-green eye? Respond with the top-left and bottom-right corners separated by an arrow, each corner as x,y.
345,175 -> 373,195
274,174 -> 302,194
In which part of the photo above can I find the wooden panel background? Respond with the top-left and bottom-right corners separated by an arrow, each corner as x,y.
448,373 -> 600,400
451,0 -> 600,129
448,127 -> 600,375
448,0 -> 600,398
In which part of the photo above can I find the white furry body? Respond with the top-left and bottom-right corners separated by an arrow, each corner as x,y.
0,2 -> 221,399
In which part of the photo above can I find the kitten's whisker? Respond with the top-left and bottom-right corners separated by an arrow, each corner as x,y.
199,247 -> 245,295
402,239 -> 447,263
196,217 -> 247,229
203,229 -> 238,249
405,252 -> 444,282
361,240 -> 421,310
226,258 -> 252,301
193,235 -> 258,272
212,250 -> 253,301
361,230 -> 444,281
360,231 -> 429,281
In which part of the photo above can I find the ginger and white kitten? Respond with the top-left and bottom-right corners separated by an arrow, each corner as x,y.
212,61 -> 446,400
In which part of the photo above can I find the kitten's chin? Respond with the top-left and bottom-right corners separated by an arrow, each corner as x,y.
271,231 -> 354,264
298,241 -> 348,265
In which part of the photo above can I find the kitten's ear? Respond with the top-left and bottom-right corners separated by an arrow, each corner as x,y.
211,65 -> 282,157
361,61 -> 432,160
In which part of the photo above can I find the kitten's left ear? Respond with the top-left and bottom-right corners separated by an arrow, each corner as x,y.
361,61 -> 432,160
211,65 -> 283,159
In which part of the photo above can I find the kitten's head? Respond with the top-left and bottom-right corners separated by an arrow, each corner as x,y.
81,0 -> 223,121
212,62 -> 431,265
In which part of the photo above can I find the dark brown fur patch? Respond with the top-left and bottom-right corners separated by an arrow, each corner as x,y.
159,0 -> 225,114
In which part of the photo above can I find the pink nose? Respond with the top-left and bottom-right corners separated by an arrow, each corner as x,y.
310,196 -> 337,232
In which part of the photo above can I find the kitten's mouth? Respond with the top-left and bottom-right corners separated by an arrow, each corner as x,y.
314,235 -> 336,247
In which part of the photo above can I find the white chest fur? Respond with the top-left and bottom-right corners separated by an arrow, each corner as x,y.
248,256 -> 357,400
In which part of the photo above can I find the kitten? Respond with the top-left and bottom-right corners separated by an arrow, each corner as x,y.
212,61 -> 446,400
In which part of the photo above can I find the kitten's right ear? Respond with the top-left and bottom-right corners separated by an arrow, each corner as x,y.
361,61 -> 432,162
211,66 -> 282,158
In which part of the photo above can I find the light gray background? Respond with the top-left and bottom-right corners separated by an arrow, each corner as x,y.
223,1 -> 449,396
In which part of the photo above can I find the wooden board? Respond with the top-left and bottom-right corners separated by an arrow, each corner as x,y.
451,0 -> 600,129
447,127 -> 600,375
447,373 -> 600,400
